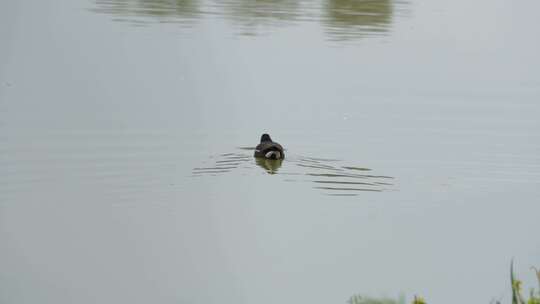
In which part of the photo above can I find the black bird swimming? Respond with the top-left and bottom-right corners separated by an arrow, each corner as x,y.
254,134 -> 285,160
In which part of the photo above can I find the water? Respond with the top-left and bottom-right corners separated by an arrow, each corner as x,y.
1,0 -> 539,303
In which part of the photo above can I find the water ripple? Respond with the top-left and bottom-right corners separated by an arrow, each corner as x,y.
192,148 -> 395,196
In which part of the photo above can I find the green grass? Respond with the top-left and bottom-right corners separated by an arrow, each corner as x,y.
506,261 -> 540,304
349,262 -> 539,304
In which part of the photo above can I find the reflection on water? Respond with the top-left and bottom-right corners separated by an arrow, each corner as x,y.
255,157 -> 283,174
91,0 -> 201,25
324,0 -> 393,40
92,0 -> 408,40
214,0 -> 301,36
193,149 -> 394,196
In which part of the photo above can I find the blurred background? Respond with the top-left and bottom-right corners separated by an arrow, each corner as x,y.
1,0 -> 539,303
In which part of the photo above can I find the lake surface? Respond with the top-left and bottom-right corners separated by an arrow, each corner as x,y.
1,0 -> 539,303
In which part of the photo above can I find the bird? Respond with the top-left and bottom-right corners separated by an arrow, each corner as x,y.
254,134 -> 285,160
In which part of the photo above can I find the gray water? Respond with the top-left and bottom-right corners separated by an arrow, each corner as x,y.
1,0 -> 540,303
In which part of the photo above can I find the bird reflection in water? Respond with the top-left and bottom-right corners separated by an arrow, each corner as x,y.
255,157 -> 283,175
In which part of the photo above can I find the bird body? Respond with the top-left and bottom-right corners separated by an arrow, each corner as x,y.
254,134 -> 285,160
